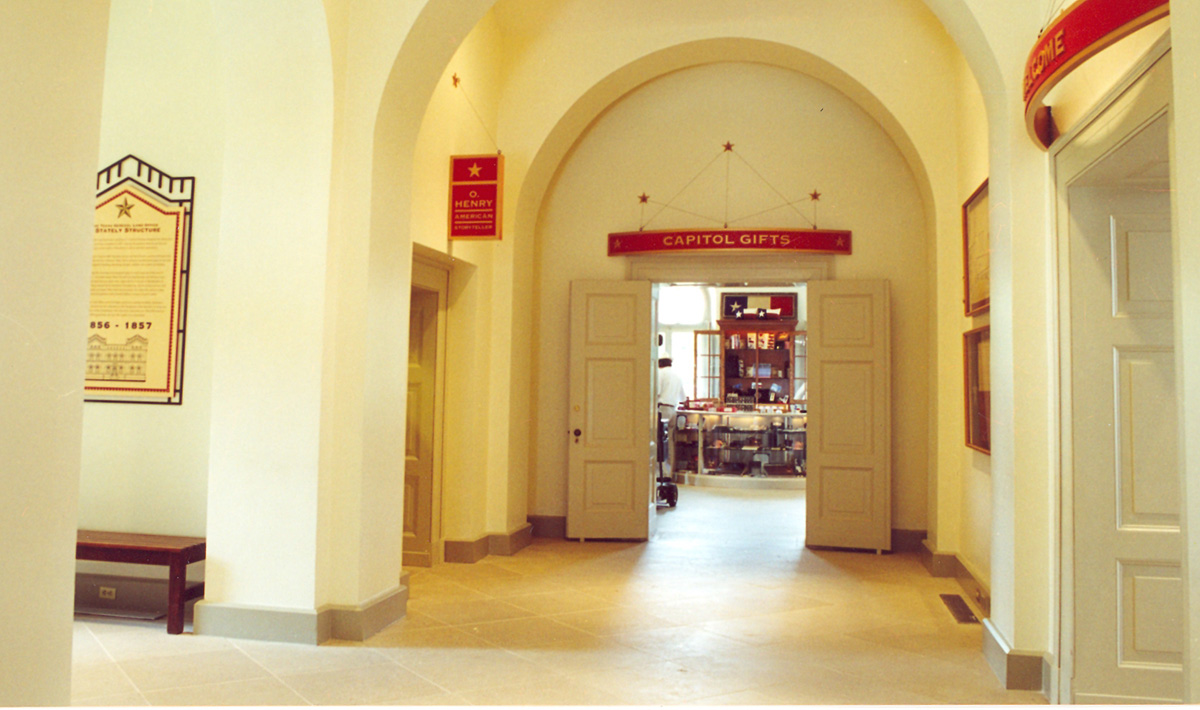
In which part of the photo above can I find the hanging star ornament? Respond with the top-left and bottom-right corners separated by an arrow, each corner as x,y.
451,73 -> 460,88
638,193 -> 650,203
809,189 -> 822,201
116,198 -> 134,218
723,141 -> 735,152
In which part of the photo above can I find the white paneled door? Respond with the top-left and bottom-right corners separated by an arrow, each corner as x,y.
1066,111 -> 1181,702
805,280 -> 891,552
567,280 -> 657,540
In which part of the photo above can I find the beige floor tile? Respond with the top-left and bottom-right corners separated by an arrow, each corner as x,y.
456,676 -> 627,706
408,596 -> 535,626
70,661 -> 140,702
71,691 -> 149,706
278,661 -> 449,705
141,677 -> 307,706
573,657 -> 756,705
502,588 -> 616,616
117,648 -> 269,692
505,638 -> 664,677
608,624 -> 753,660
679,687 -> 786,705
392,644 -> 564,693
87,621 -> 237,662
549,605 -> 682,636
368,624 -> 496,656
232,637 -> 392,675
462,615 -> 600,649
72,625 -> 112,666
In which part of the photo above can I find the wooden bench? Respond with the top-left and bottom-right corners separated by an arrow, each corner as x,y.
76,530 -> 206,634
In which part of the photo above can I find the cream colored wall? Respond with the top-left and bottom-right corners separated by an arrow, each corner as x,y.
530,62 -> 931,530
949,50 -> 991,586
79,1 -> 223,578
0,2 -> 109,703
198,0 -> 335,613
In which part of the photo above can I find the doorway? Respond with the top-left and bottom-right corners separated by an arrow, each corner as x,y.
1054,49 -> 1181,703
404,256 -> 450,567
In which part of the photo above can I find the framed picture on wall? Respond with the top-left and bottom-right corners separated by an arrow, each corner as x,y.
962,179 -> 989,316
964,325 -> 990,454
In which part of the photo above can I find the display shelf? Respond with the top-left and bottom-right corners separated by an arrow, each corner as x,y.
673,409 -> 806,480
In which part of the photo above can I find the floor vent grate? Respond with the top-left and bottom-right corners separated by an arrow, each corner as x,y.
939,593 -> 980,624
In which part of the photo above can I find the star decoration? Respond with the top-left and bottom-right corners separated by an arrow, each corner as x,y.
468,163 -> 482,177
452,74 -> 461,88
809,190 -> 822,201
723,142 -> 735,152
638,193 -> 649,203
116,198 -> 134,218
836,236 -> 846,247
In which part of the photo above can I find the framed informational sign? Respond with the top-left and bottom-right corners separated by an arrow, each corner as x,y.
962,179 -> 989,316
86,156 -> 193,404
964,325 -> 990,454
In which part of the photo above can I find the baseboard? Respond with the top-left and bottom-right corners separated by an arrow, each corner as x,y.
918,542 -> 991,617
194,600 -> 327,644
194,577 -> 410,644
444,536 -> 490,564
445,524 -> 533,564
528,515 -> 566,539
890,529 -> 926,552
982,618 -> 1045,692
75,573 -> 174,618
320,580 -> 408,642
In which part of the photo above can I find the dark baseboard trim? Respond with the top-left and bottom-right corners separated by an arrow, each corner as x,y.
891,529 -> 926,553
528,515 -> 566,539
982,618 -> 1045,692
321,580 -> 408,641
919,540 -> 991,617
444,536 -> 490,564
445,525 -> 535,564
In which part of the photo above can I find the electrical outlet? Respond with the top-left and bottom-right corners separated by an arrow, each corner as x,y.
99,586 -> 117,600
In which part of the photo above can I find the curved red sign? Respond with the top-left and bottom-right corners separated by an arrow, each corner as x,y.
1023,0 -> 1168,147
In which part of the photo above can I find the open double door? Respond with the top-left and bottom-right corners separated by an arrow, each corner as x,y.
566,278 -> 891,552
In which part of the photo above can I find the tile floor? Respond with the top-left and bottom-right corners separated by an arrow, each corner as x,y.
71,486 -> 1047,705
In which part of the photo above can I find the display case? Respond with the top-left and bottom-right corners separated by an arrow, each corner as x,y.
673,409 -> 806,478
718,319 -> 797,407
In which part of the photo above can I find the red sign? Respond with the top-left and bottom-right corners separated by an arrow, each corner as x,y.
607,228 -> 851,257
448,154 -> 503,239
1023,0 -> 1169,147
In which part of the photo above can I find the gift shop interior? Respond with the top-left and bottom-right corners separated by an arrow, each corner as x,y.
656,284 -> 808,495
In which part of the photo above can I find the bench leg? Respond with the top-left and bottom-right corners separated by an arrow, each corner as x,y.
167,556 -> 186,634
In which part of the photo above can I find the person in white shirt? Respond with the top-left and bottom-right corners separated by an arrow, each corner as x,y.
657,357 -> 687,409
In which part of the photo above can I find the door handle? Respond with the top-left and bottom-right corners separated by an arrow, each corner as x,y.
573,428 -> 582,443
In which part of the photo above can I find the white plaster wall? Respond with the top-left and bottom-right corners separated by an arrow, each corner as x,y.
530,63 -> 931,529
199,0 -> 334,611
79,0 -> 224,555
0,2 -> 109,703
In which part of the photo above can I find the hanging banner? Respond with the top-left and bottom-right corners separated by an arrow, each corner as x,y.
607,228 -> 851,257
448,154 -> 503,240
1023,0 -> 1169,147
86,156 -> 193,404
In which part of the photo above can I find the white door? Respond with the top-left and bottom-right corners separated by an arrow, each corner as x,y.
567,280 -> 656,540
1064,112 -> 1181,701
805,280 -> 891,551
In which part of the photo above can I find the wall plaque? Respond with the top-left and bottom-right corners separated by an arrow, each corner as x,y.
86,156 -> 193,404
448,154 -> 503,240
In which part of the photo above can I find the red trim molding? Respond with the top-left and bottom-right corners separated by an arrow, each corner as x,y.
1023,0 -> 1169,148
608,228 -> 851,257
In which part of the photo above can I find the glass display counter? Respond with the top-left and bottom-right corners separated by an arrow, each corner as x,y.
673,409 -> 806,484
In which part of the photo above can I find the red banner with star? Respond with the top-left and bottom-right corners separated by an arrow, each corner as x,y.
607,228 -> 851,257
449,154 -> 503,240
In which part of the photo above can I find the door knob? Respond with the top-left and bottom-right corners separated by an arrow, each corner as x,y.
573,428 -> 582,443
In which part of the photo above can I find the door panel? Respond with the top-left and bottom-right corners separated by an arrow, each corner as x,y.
403,287 -> 438,566
567,280 -> 655,540
805,280 -> 891,551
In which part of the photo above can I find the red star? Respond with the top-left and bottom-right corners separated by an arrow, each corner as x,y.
451,74 -> 460,88
809,190 -> 821,201
723,142 -> 735,152
638,193 -> 649,203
